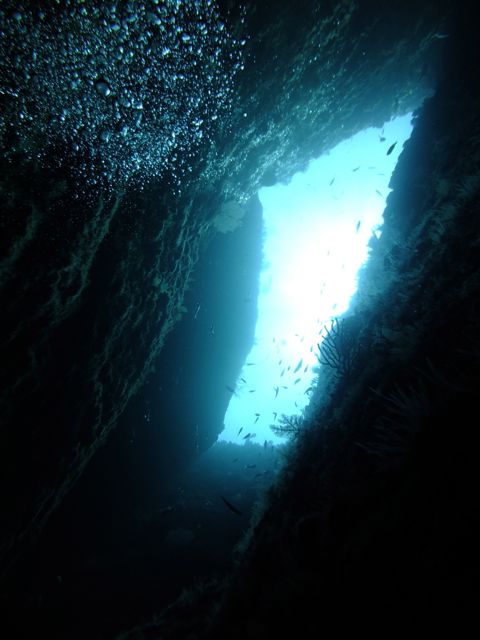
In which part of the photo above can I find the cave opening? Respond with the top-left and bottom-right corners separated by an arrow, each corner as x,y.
219,112 -> 414,446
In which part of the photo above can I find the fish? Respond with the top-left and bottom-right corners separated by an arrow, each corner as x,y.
293,359 -> 303,373
356,221 -> 361,233
329,177 -> 335,186
294,378 -> 301,384
304,365 -> 308,373
386,141 -> 397,155
254,414 -> 260,424
246,362 -> 255,366
194,303 -> 201,320
274,386 -> 279,398
221,496 -> 242,516
379,135 -> 386,142
245,463 -> 256,469
249,389 -> 256,393
273,412 -> 277,421
240,377 -> 247,383
226,385 -> 237,395
352,166 -> 360,172
243,432 -> 252,439
237,427 -> 243,435
280,369 -> 285,377
376,189 -> 383,197
209,322 -> 215,335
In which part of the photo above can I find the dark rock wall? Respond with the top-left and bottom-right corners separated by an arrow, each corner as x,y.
0,197 -> 264,638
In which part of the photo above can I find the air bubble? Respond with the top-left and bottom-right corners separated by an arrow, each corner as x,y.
95,80 -> 111,97
147,12 -> 161,26
0,0 -> 246,189
118,95 -> 131,108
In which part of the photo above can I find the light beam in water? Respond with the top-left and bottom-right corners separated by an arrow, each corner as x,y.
220,113 -> 414,446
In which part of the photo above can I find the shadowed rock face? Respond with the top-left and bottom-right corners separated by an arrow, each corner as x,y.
3,0 -> 478,636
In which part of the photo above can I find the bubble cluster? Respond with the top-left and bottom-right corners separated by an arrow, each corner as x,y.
0,1 -> 246,189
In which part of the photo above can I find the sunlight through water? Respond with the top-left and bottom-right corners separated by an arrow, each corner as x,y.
219,113 -> 414,446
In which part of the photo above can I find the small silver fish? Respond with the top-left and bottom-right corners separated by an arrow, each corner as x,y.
387,141 -> 397,156
293,359 -> 303,373
221,496 -> 242,516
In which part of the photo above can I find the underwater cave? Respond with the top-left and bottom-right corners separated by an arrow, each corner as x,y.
1,1 -> 479,637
